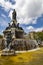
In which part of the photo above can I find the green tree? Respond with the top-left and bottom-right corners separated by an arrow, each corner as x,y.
0,35 -> 3,38
37,32 -> 43,41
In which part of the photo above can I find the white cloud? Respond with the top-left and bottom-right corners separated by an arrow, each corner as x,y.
0,0 -> 43,24
1,14 -> 6,18
0,0 -> 15,11
9,10 -> 13,19
9,0 -> 43,24
35,27 -> 43,32
26,26 -> 34,32
26,26 -> 43,32
0,20 -> 8,27
15,0 -> 42,23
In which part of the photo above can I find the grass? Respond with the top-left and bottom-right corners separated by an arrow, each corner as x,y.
9,48 -> 41,62
10,47 -> 43,65
0,47 -> 43,65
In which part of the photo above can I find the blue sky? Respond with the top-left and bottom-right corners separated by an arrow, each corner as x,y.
0,0 -> 43,34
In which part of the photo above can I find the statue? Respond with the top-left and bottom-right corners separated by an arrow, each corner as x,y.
12,9 -> 16,20
17,23 -> 19,28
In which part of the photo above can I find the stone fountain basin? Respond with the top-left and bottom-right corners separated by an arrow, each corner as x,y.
1,40 -> 38,56
1,48 -> 15,56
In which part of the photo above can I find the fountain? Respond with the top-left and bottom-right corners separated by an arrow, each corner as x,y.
1,9 -> 38,56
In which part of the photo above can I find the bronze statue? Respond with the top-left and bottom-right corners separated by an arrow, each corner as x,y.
12,9 -> 16,20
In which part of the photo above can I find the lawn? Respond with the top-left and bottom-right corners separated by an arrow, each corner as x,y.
0,47 -> 43,65
10,47 -> 43,65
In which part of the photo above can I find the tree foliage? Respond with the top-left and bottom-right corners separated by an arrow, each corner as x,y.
0,35 -> 3,38
36,32 -> 43,41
